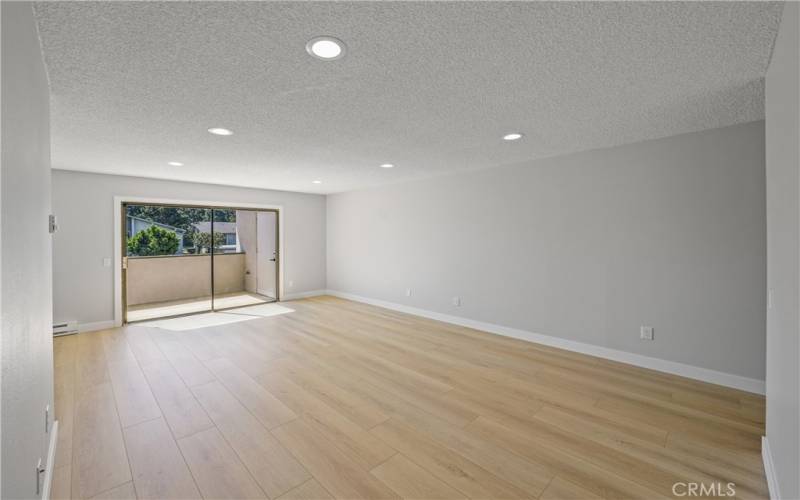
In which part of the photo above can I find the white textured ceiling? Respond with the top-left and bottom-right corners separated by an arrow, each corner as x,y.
34,1 -> 782,194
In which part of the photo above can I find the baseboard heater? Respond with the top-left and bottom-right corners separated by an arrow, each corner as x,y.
53,320 -> 78,336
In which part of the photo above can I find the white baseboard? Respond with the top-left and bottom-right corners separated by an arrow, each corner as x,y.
325,290 -> 766,395
283,289 -> 327,301
78,320 -> 116,333
762,436 -> 781,500
42,420 -> 59,499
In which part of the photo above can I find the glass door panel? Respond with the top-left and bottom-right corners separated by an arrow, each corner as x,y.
123,204 -> 212,322
211,208 -> 277,311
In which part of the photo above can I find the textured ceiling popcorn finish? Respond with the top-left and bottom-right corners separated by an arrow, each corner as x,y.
33,2 -> 782,194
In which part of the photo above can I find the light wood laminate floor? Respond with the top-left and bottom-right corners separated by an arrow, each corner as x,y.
52,296 -> 767,500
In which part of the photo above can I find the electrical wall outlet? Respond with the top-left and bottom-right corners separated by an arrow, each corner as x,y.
452,296 -> 461,306
640,326 -> 654,340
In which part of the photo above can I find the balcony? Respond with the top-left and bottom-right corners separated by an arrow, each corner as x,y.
125,253 -> 273,322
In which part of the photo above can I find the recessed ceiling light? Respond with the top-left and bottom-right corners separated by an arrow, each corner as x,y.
208,127 -> 233,136
379,163 -> 395,169
503,133 -> 523,141
167,161 -> 184,167
306,36 -> 346,60
312,180 -> 322,184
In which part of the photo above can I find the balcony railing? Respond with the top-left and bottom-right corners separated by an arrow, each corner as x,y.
126,253 -> 245,306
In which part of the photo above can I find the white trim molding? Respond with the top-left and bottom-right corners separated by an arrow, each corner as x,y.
283,289 -> 327,301
113,195 -> 285,327
325,290 -> 766,395
762,436 -> 781,500
42,420 -> 59,500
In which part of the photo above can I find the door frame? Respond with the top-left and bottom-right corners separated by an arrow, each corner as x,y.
114,196 -> 284,327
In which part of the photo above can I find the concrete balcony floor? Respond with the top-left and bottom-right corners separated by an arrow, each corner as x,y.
126,291 -> 274,322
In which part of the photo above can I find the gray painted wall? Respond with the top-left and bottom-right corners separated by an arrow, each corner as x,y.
328,121 -> 766,381
1,3 -> 55,498
51,170 -> 326,325
765,2 -> 800,498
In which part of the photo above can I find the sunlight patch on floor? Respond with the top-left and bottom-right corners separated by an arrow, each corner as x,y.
126,291 -> 273,322
137,303 -> 295,331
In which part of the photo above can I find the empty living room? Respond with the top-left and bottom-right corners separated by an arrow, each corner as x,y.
2,1 -> 799,499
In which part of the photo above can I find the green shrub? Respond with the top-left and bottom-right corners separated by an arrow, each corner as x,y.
127,225 -> 180,256
193,231 -> 225,253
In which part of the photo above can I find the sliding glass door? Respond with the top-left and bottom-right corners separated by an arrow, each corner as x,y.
122,202 -> 279,323
210,208 -> 278,312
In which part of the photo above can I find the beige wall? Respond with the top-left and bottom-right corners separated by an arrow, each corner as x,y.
236,210 -> 258,293
127,253 -> 244,305
213,253 -> 246,296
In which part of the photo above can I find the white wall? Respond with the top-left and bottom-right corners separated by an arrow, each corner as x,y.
328,121 -> 766,386
1,3 -> 55,498
51,170 -> 326,326
764,2 -> 800,498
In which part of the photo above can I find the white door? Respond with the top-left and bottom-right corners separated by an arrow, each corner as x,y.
256,211 -> 277,299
